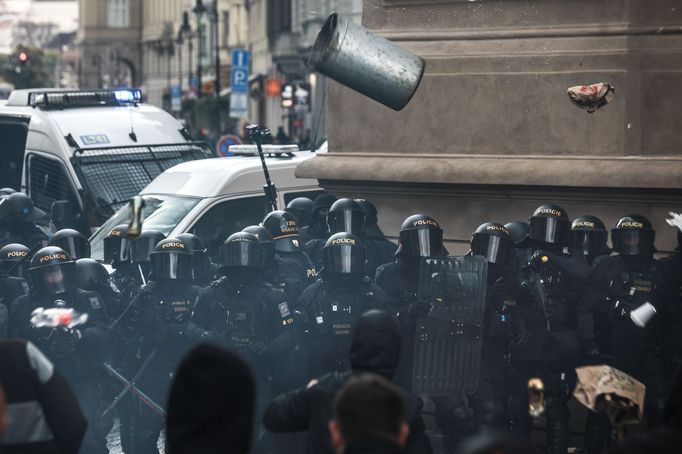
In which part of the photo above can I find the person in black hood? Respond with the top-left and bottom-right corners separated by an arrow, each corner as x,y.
166,343 -> 256,454
300,193 -> 337,244
264,310 -> 431,454
0,193 -> 48,250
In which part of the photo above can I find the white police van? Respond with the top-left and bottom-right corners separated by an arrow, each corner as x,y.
0,88 -> 212,234
89,145 -> 322,262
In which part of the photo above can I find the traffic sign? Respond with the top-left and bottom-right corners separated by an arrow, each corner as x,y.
230,48 -> 250,118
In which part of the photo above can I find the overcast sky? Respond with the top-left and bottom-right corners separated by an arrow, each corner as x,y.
0,0 -> 78,54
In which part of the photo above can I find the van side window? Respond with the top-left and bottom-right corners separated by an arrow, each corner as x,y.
190,196 -> 270,260
283,190 -> 324,206
27,154 -> 77,219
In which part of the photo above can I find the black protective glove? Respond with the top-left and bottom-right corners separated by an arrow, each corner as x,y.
530,250 -> 557,270
49,328 -> 80,358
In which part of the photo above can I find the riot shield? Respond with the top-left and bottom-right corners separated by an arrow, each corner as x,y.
412,255 -> 487,396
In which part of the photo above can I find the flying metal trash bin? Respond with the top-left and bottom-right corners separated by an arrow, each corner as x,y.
307,13 -> 425,112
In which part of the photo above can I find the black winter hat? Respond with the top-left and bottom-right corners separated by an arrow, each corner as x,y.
166,343 -> 256,454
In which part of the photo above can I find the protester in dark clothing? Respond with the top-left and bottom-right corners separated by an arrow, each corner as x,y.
329,374 -> 410,454
166,343 -> 256,454
264,310 -> 431,454
0,339 -> 87,454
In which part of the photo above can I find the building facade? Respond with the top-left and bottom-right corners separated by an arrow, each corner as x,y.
297,0 -> 682,252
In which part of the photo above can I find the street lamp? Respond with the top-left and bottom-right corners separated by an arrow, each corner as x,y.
193,0 -> 207,98
180,11 -> 193,92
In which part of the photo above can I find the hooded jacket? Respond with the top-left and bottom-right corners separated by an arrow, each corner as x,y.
263,310 -> 431,454
166,343 -> 256,454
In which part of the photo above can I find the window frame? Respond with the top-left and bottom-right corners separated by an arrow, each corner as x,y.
106,0 -> 130,28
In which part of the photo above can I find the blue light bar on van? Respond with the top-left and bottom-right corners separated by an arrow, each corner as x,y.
28,89 -> 142,109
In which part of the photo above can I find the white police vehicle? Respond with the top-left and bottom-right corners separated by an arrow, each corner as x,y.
89,145 -> 322,262
0,88 -> 213,234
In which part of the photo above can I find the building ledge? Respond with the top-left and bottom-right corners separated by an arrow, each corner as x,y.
296,153 -> 682,189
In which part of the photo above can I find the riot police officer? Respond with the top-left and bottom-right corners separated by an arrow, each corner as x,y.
285,197 -> 314,229
504,221 -> 530,249
569,215 -> 611,265
176,232 -> 215,286
509,204 -> 589,454
104,224 -> 140,301
9,246 -> 110,453
356,198 -> 397,246
75,258 -> 125,319
49,228 -> 91,259
0,192 -> 48,250
192,232 -> 298,451
262,210 -> 317,305
116,237 -> 206,454
0,243 -> 31,313
444,223 -> 520,448
300,193 -> 336,244
578,215 -> 675,453
129,229 -> 166,286
298,232 -> 387,378
307,198 -> 395,277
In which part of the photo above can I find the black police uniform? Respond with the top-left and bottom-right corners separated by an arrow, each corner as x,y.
508,204 -> 589,454
104,224 -> 143,303
116,237 -> 205,454
306,199 -> 395,278
0,243 -> 32,317
264,310 -> 432,454
569,215 -> 612,266
300,193 -> 336,244
49,228 -> 91,260
298,232 -> 388,378
192,232 -> 298,452
446,223 -> 522,448
578,215 -> 676,454
0,193 -> 48,250
262,210 -> 318,306
10,246 -> 111,454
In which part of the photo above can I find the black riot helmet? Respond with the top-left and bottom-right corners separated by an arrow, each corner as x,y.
529,204 -> 570,246
0,188 -> 16,197
0,243 -> 31,278
75,258 -> 110,290
285,197 -> 314,228
396,214 -> 444,258
470,222 -> 512,265
6,192 -> 47,222
219,232 -> 264,270
242,225 -> 275,269
131,230 -> 166,264
103,224 -> 132,266
504,221 -> 529,247
611,215 -> 655,257
355,198 -> 386,239
261,210 -> 304,252
29,246 -> 76,295
327,198 -> 366,236
176,233 -> 212,282
49,229 -> 91,260
310,193 -> 337,232
149,238 -> 194,281
322,232 -> 366,275
570,215 -> 609,257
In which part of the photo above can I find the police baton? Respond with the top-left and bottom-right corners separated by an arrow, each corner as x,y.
102,361 -> 166,418
247,124 -> 278,211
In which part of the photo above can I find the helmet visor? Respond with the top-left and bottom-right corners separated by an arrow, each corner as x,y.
150,252 -> 193,280
53,236 -> 90,260
471,234 -> 511,265
31,262 -> 76,295
400,228 -> 443,258
131,238 -> 158,264
323,244 -> 365,274
191,250 -> 213,281
612,229 -> 654,256
327,210 -> 365,235
529,217 -> 569,245
220,241 -> 264,268
103,236 -> 131,264
570,230 -> 608,256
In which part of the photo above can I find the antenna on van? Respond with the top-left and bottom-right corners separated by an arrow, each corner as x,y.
247,124 -> 278,211
128,105 -> 138,142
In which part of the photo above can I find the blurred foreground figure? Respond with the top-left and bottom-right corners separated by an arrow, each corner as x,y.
166,343 -> 256,454
0,339 -> 86,454
264,310 -> 430,454
329,374 -> 410,454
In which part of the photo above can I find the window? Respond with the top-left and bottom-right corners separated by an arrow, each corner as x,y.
190,197 -> 270,260
107,0 -> 129,28
267,0 -> 291,39
222,11 -> 230,48
283,189 -> 324,206
27,154 -> 77,220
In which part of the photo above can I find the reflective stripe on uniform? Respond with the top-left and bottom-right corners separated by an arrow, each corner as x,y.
0,401 -> 54,445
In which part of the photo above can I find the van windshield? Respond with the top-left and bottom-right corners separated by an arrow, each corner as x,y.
89,195 -> 200,261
